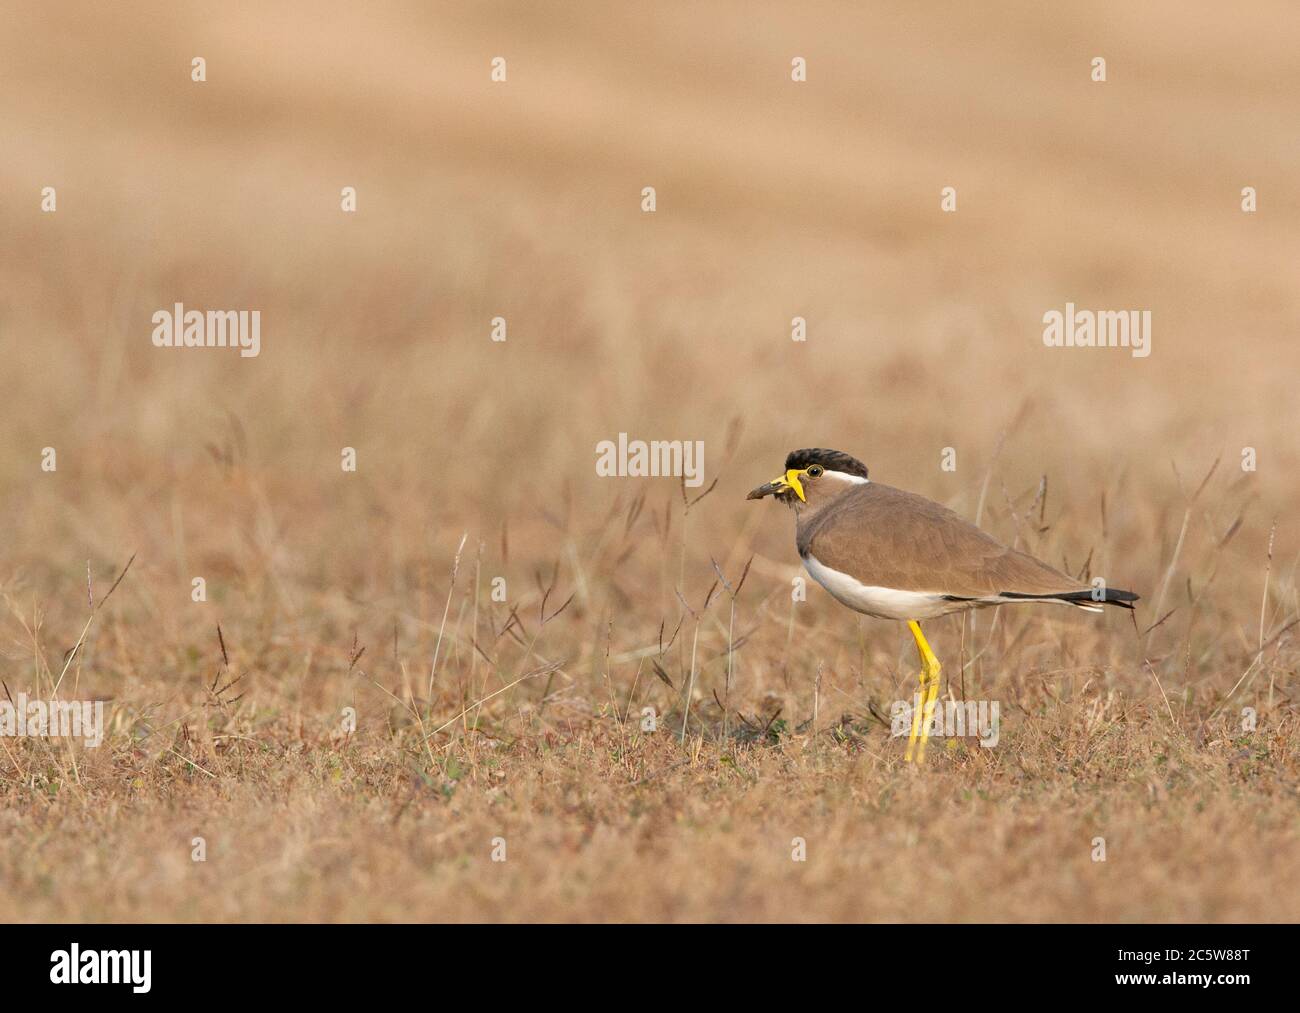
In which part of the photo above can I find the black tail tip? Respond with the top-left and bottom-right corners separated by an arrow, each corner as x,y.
1063,587 -> 1140,609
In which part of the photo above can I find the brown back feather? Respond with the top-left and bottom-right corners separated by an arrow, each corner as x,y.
797,482 -> 1087,598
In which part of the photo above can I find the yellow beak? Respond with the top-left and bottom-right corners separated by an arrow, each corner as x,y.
746,469 -> 807,502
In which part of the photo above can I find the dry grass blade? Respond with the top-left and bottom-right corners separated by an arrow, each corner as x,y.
96,552 -> 136,610
426,532 -> 468,716
53,553 -> 137,694
425,660 -> 564,739
1148,456 -> 1220,642
650,659 -> 675,689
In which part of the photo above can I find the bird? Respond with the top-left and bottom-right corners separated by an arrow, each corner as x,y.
747,448 -> 1138,762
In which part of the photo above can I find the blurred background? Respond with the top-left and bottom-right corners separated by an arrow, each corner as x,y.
4,0 -> 1298,585
1,2 -> 1298,921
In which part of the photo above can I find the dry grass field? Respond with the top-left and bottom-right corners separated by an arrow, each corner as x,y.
2,2 -> 1299,922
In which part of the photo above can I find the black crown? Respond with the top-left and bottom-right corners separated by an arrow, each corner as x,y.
784,448 -> 869,479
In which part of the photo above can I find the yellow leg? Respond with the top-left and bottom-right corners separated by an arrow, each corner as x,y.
916,652 -> 942,763
903,659 -> 925,763
904,620 -> 942,763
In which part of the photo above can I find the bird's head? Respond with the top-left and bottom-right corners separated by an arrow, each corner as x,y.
746,448 -> 870,512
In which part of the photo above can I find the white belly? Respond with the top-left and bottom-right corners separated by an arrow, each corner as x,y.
802,553 -> 959,620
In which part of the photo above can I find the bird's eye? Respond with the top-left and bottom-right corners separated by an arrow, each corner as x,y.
807,465 -> 823,477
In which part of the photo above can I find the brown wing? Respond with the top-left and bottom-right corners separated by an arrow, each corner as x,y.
797,482 -> 1088,598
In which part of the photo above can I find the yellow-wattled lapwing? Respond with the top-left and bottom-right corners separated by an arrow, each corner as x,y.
748,448 -> 1138,762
